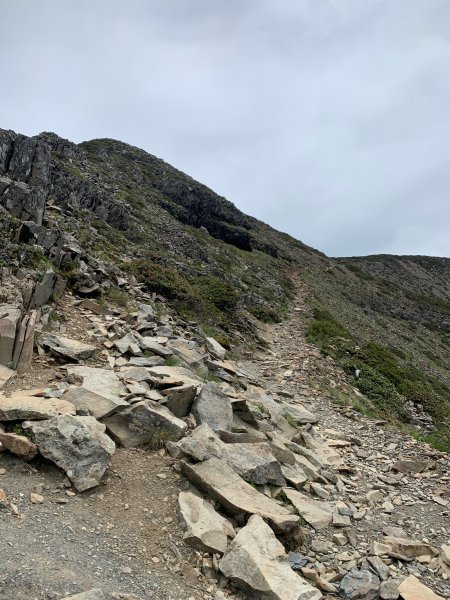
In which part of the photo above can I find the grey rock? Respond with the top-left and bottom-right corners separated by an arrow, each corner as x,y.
139,338 -> 173,357
379,579 -> 400,600
164,384 -> 199,418
205,336 -> 227,360
62,386 -> 129,419
40,334 -> 96,362
0,304 -> 21,366
0,363 -> 15,389
102,400 -> 187,447
178,490 -> 235,554
219,514 -> 322,600
23,415 -> 115,491
167,338 -> 207,368
192,382 -> 233,432
178,424 -> 285,486
340,569 -> 380,600
181,457 -> 299,533
64,366 -> 128,411
12,309 -> 37,373
282,488 -> 333,531
127,356 -> 165,367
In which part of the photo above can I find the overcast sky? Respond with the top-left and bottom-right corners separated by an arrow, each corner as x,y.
1,0 -> 449,257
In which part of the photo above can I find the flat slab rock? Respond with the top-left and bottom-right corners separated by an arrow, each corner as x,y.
178,490 -> 235,554
0,390 -> 76,421
40,333 -> 96,362
219,514 -> 322,600
0,364 -> 15,390
181,456 -> 299,533
63,591 -> 107,600
398,575 -> 444,600
65,366 -> 127,401
23,415 -> 115,491
178,423 -> 285,486
62,386 -> 129,419
283,488 -> 333,531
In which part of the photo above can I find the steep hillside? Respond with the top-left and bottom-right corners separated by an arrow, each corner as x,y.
0,128 -> 448,450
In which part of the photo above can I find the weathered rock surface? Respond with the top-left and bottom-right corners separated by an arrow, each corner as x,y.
282,488 -> 333,530
0,390 -> 76,420
102,400 -> 187,447
340,569 -> 380,600
178,490 -> 235,554
63,590 -> 107,600
398,575 -> 444,600
219,514 -> 322,600
181,457 -> 299,533
0,363 -> 15,389
205,337 -> 227,360
140,338 -> 173,357
40,333 -> 96,362
23,415 -> 115,491
62,386 -> 129,419
0,431 -> 38,460
0,304 -> 21,365
65,366 -> 127,405
178,423 -> 285,486
383,536 -> 439,559
191,382 -> 233,432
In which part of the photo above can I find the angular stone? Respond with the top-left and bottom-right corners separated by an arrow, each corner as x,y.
0,431 -> 38,460
167,338 -> 207,368
0,304 -> 21,366
205,337 -> 227,360
178,424 -> 285,486
140,338 -> 173,357
340,569 -> 380,600
0,390 -> 76,420
192,382 -> 233,432
114,332 -> 140,355
12,309 -> 37,373
281,464 -> 308,489
398,575 -> 444,600
65,366 -> 127,405
392,459 -> 434,474
178,490 -> 235,554
219,514 -> 322,600
146,365 -> 202,388
0,363 -> 15,389
181,457 -> 299,533
367,556 -> 390,581
127,356 -> 165,367
383,536 -> 439,559
40,334 -> 96,362
163,383 -> 199,418
62,386 -> 129,419
23,415 -> 115,491
441,544 -> 450,567
102,400 -> 187,448
283,488 -> 333,531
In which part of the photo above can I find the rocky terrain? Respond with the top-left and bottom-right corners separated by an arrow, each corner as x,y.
0,127 -> 449,599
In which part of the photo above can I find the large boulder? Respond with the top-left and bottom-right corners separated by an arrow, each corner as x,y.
64,366 -> 128,414
40,334 -> 96,362
23,415 -> 115,491
181,457 -> 299,533
192,382 -> 233,432
62,386 -> 129,419
398,575 -> 443,600
178,490 -> 235,554
219,514 -> 322,600
178,424 -> 285,486
0,304 -> 21,365
205,336 -> 227,360
0,390 -> 76,421
102,400 -> 187,448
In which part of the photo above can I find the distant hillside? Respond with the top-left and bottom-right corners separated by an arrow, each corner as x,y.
0,127 -> 448,449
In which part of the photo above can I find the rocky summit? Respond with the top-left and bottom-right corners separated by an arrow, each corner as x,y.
0,127 -> 449,600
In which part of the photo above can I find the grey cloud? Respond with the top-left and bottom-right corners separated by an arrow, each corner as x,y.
1,0 -> 449,257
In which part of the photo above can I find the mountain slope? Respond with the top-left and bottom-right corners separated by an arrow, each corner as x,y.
0,128 -> 448,449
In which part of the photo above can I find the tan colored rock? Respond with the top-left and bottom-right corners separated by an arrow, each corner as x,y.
178,490 -> 235,554
62,386 -> 129,419
0,487 -> 8,508
383,536 -> 439,559
0,431 -> 38,460
398,575 -> 443,599
441,544 -> 450,567
283,488 -> 333,531
0,305 -> 21,366
181,457 -> 299,533
13,309 -> 37,373
30,493 -> 44,504
219,514 -> 322,600
0,390 -> 76,421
